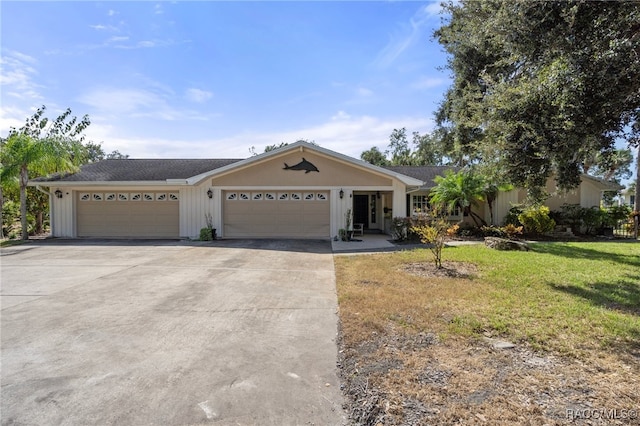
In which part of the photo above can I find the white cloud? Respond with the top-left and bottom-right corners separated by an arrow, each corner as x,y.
374,3 -> 437,68
331,111 -> 351,121
185,88 -> 213,103
80,112 -> 434,160
0,105 -> 31,134
154,4 -> 164,15
77,86 -> 211,122
356,87 -> 374,97
89,24 -> 119,32
108,9 -> 117,17
424,1 -> 446,17
411,76 -> 448,90
108,36 -> 130,43
0,50 -> 43,100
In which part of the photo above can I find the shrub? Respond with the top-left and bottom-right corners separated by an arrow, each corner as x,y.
411,216 -> 452,269
558,203 -> 583,230
582,207 -> 607,234
480,225 -> 506,238
503,205 -> 524,227
391,214 -> 432,242
518,205 -> 556,235
2,200 -> 20,239
502,224 -> 523,239
391,217 -> 410,241
199,227 -> 213,241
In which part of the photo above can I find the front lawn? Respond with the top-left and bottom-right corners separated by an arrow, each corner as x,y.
335,242 -> 640,425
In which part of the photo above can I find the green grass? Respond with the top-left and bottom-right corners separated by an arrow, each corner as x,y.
336,241 -> 640,358
441,242 -> 639,354
0,238 -> 28,247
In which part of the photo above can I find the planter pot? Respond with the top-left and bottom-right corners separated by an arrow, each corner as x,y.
211,228 -> 217,240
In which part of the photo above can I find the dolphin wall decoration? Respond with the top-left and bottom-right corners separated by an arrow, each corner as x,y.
283,158 -> 319,173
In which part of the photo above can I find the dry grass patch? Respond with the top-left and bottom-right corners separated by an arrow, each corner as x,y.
335,243 -> 640,425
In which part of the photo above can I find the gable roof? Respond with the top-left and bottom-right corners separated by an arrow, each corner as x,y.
180,141 -> 425,186
30,142 -> 425,187
383,165 -> 460,188
33,159 -> 243,183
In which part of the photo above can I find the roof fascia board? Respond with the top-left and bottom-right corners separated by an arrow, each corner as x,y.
187,141 -> 424,186
27,181 -> 186,187
580,174 -> 623,190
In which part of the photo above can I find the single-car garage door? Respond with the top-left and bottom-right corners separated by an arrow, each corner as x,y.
77,191 -> 179,238
223,191 -> 330,238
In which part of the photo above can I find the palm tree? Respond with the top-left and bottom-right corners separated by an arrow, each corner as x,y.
429,169 -> 487,227
1,134 -> 79,240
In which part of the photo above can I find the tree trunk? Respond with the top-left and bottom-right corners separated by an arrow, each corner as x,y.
0,184 -> 4,239
635,145 -> 639,239
20,165 -> 28,240
36,211 -> 44,235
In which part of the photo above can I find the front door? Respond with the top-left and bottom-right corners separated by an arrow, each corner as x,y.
353,194 -> 369,229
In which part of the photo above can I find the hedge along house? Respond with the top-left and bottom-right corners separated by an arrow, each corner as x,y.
30,141 -> 424,240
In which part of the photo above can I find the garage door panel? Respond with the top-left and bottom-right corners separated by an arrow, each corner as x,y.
77,193 -> 178,238
224,191 -> 329,238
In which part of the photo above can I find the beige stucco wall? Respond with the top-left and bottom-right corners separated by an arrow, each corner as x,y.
210,151 -> 393,187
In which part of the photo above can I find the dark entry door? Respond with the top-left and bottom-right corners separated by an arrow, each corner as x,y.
353,195 -> 369,229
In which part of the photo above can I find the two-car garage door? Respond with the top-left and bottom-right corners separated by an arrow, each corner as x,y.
223,190 -> 330,238
77,192 -> 179,238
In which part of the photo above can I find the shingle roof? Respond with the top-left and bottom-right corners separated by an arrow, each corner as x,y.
35,159 -> 244,182
383,165 -> 460,187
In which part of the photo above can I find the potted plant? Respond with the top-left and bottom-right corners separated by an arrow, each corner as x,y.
199,213 -> 216,241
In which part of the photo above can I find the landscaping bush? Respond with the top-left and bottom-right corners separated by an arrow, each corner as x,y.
480,225 -> 506,238
2,200 -> 20,239
518,205 -> 556,235
582,207 -> 607,234
391,214 -> 432,242
558,203 -> 583,231
503,205 -> 523,227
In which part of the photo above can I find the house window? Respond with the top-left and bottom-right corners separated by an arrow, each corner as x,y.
412,195 -> 429,214
412,194 -> 461,217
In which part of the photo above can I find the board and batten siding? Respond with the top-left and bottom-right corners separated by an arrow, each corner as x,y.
179,186 -> 218,239
489,190 -> 519,226
51,188 -> 74,237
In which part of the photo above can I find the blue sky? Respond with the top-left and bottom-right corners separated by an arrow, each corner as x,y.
1,1 -> 450,160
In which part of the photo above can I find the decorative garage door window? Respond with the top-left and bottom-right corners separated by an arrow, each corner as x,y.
79,192 -> 178,201
226,191 -> 328,202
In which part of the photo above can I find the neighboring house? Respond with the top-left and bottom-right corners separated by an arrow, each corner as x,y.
382,166 -> 622,226
30,141 -> 423,239
499,174 -> 623,223
30,141 -> 623,239
619,187 -> 636,210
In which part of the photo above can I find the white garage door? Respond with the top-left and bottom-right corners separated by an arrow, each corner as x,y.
223,191 -> 330,238
77,192 -> 179,238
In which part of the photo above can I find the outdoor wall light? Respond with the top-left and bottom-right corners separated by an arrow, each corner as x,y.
207,188 -> 213,199
339,189 -> 344,199
54,189 -> 63,199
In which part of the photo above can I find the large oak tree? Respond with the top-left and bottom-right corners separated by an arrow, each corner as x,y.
435,0 -> 640,201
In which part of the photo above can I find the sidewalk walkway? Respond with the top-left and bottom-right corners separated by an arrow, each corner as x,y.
331,234 -> 485,254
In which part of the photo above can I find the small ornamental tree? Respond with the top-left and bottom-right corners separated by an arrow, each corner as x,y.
410,208 -> 453,269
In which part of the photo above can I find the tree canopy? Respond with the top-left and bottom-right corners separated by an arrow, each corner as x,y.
1,106 -> 92,239
435,0 -> 640,200
360,128 -> 447,166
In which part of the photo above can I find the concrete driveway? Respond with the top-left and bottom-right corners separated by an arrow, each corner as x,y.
1,240 -> 346,425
